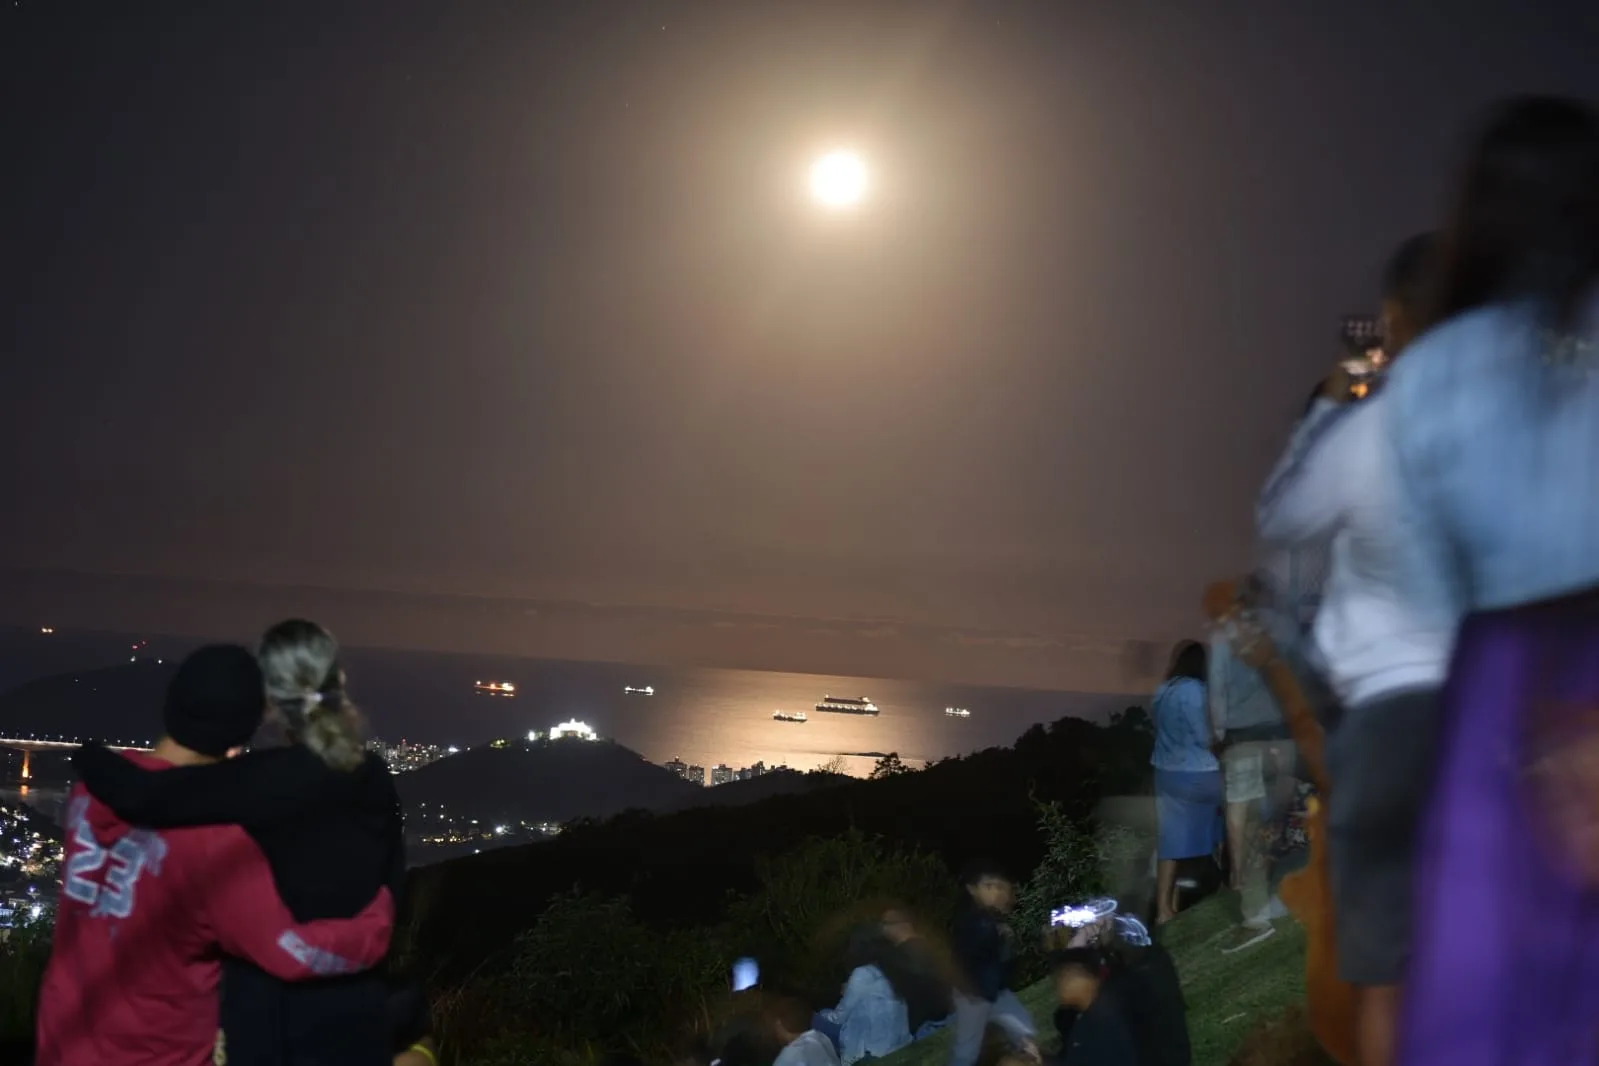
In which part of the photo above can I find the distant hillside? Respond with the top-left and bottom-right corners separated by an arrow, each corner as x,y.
396,737 -> 700,826
661,767 -> 852,814
402,710 -> 1156,981
0,660 -> 174,744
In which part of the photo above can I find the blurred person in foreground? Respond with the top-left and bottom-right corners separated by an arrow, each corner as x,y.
1207,618 -> 1293,954
1149,642 -> 1222,926
878,907 -> 955,1036
950,860 -> 1038,1066
36,645 -> 395,1066
1379,95 -> 1599,1066
1255,231 -> 1446,1066
73,620 -> 405,1066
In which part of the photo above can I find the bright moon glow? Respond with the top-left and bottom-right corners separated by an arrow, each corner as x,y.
809,151 -> 868,208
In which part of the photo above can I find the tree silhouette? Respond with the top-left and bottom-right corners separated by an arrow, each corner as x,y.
869,752 -> 912,779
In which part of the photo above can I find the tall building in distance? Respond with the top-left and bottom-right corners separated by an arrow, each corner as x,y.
710,763 -> 735,787
664,758 -> 706,786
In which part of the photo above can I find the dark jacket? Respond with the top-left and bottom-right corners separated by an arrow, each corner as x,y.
1103,942 -> 1189,1066
879,936 -> 954,1031
75,741 -> 404,1066
951,900 -> 1012,1003
1053,993 -> 1141,1066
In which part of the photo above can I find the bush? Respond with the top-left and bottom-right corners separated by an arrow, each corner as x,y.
0,912 -> 54,1046
725,829 -> 954,1007
1012,799 -> 1143,977
453,830 -> 955,1062
493,891 -> 731,1059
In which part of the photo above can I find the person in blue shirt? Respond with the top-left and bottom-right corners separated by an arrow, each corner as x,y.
1149,641 -> 1221,925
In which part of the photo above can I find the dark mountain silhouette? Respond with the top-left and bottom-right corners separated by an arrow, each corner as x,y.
661,767 -> 852,813
402,709 -> 1158,982
396,737 -> 700,827
0,659 -> 173,745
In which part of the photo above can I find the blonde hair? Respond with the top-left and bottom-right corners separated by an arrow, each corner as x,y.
258,618 -> 367,772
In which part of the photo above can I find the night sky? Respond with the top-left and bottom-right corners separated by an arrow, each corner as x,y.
3,2 -> 1597,688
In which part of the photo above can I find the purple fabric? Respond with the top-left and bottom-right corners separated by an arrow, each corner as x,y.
1400,593 -> 1599,1066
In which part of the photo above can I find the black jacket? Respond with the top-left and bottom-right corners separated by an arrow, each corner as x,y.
74,741 -> 404,1066
1104,943 -> 1189,1066
951,900 -> 1012,1003
879,936 -> 954,1031
1053,994 -> 1141,1066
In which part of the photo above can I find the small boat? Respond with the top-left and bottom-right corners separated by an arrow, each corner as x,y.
624,685 -> 655,696
773,710 -> 808,723
815,695 -> 879,715
474,680 -> 517,697
944,707 -> 971,718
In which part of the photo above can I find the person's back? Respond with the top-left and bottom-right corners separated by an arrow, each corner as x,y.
39,780 -> 234,1065
830,962 -> 911,1064
221,749 -> 401,1066
1386,299 -> 1599,614
1149,677 -> 1216,773
73,621 -> 404,1066
37,646 -> 394,1066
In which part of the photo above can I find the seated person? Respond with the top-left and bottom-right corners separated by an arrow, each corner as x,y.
1059,901 -> 1191,1066
1049,950 -> 1140,1066
813,925 -> 914,1063
776,996 -> 844,1066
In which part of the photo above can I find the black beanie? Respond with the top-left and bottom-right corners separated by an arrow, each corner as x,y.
164,644 -> 266,758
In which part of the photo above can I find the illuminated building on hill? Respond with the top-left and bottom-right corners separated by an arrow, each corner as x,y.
549,719 -> 599,742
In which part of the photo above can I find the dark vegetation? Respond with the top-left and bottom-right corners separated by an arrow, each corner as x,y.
394,709 -> 1158,1062
658,767 -> 853,813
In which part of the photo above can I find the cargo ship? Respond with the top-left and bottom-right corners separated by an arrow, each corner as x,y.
815,695 -> 879,716
474,681 -> 517,697
623,685 -> 655,696
773,710 -> 808,723
944,707 -> 971,718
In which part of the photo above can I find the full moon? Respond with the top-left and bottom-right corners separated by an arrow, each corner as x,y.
809,151 -> 868,208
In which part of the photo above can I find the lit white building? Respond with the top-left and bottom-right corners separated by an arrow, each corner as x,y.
549,719 -> 599,742
710,763 -> 735,786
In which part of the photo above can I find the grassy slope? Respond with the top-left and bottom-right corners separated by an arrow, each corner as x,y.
879,893 -> 1306,1066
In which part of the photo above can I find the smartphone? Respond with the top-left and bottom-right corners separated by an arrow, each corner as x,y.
731,957 -> 759,992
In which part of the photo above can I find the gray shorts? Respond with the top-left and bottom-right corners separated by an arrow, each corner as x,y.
1325,687 -> 1443,986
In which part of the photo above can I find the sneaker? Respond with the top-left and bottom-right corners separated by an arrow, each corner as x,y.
1219,922 -> 1277,955
1243,894 -> 1291,926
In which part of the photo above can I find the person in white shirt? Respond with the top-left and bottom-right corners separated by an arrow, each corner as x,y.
1256,233 -> 1454,1066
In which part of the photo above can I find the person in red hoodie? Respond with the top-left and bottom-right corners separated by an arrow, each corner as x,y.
35,644 -> 396,1066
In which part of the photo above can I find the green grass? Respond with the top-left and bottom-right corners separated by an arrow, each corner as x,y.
878,893 -> 1306,1066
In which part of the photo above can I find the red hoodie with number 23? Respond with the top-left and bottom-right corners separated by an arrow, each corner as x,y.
35,752 -> 395,1066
